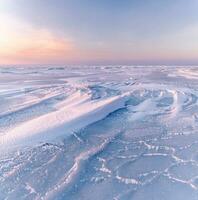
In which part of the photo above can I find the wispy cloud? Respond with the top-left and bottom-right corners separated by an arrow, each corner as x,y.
0,13 -> 76,64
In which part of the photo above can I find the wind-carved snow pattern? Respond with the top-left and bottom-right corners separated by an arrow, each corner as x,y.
1,66 -> 198,199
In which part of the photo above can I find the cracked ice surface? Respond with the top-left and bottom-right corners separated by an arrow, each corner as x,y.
1,66 -> 198,199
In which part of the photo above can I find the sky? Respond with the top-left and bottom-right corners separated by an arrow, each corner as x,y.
0,0 -> 198,65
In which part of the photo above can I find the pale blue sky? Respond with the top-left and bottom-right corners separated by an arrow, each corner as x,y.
0,0 -> 198,65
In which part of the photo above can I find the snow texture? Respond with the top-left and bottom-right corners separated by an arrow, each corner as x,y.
1,66 -> 198,200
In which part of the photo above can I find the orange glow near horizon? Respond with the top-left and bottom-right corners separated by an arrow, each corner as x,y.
0,14 -> 78,65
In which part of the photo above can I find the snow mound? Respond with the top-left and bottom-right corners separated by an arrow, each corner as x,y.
0,91 -> 129,148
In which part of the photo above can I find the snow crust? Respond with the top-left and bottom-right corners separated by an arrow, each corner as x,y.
1,66 -> 198,200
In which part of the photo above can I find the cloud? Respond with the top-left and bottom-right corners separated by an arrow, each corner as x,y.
0,13 -> 76,64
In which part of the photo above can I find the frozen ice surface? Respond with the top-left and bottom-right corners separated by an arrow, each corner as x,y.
1,66 -> 198,199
